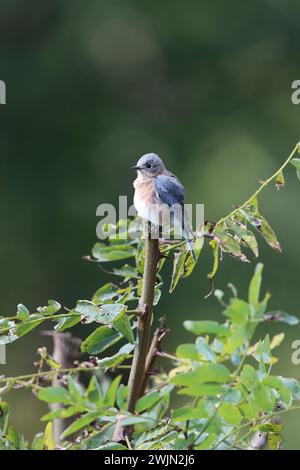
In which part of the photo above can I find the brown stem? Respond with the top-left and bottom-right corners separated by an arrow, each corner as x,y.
48,332 -> 81,445
127,235 -> 159,412
113,224 -> 159,442
140,323 -> 169,397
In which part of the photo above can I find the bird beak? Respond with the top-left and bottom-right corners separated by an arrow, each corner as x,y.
132,165 -> 141,170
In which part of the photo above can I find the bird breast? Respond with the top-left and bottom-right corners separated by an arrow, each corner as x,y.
133,176 -> 174,227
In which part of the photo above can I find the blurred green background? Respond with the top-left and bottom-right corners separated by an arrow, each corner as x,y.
1,0 -> 300,448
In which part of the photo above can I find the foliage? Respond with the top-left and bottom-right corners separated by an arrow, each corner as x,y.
1,264 -> 300,450
0,144 -> 300,449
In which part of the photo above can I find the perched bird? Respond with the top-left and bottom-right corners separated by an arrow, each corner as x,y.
132,153 -> 195,258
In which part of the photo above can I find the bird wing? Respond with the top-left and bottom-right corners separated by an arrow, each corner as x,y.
155,174 -> 186,207
155,173 -> 194,242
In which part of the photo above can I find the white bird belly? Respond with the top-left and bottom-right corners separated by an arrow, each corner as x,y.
134,192 -> 183,235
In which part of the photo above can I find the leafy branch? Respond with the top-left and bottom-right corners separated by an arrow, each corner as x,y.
0,364 -> 130,392
216,142 -> 300,227
1,144 -> 300,450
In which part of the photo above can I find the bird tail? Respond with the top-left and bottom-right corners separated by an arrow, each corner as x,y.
171,204 -> 197,262
183,228 -> 196,262
181,208 -> 196,261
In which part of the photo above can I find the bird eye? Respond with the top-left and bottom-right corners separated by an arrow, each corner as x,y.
146,163 -> 152,168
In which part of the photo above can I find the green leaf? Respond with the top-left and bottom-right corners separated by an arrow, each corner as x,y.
169,249 -> 186,293
223,388 -> 242,404
44,422 -> 55,450
68,377 -> 83,403
183,237 -> 204,278
87,376 -> 103,405
37,387 -> 70,404
62,411 -> 100,439
112,309 -> 134,343
6,426 -> 22,448
14,317 -> 44,339
242,198 -> 281,252
291,158 -> 300,180
92,242 -> 136,262
254,384 -> 275,411
97,343 -> 134,368
0,401 -> 10,431
153,287 -> 161,305
262,376 -> 292,406
99,304 -> 127,325
120,416 -> 153,426
81,325 -> 121,355
253,336 -> 271,364
248,263 -> 263,306
113,264 -> 139,281
74,300 -> 100,323
215,227 -> 249,262
196,337 -> 217,362
224,323 -> 251,354
116,385 -> 128,411
270,333 -> 285,350
255,291 -> 271,318
177,383 -> 223,397
257,422 -> 282,433
218,402 -> 243,425
94,442 -> 128,450
268,432 -> 282,450
172,403 -> 208,421
171,363 -> 231,386
223,298 -> 251,324
207,239 -> 219,279
136,391 -> 162,413
228,220 -> 259,257
92,283 -> 119,304
135,424 -> 172,447
104,376 -> 122,407
195,433 -> 216,450
183,320 -> 229,337
176,343 -> 199,361
240,365 -> 258,389
279,377 -> 300,400
135,241 -> 145,274
37,300 -> 61,316
41,405 -> 86,422
54,314 -> 81,332
31,433 -> 45,450
16,304 -> 30,321
240,398 -> 260,420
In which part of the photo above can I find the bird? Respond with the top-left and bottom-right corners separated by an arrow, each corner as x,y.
132,153 -> 195,259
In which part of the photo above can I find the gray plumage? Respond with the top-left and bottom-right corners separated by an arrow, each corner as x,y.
155,173 -> 186,207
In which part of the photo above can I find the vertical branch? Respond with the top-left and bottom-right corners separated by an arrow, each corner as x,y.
140,322 -> 169,397
113,225 -> 159,442
49,332 -> 81,445
127,232 -> 159,412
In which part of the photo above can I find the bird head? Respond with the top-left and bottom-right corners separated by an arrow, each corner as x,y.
132,153 -> 166,177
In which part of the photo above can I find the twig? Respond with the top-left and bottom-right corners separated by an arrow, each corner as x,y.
140,321 -> 169,397
216,143 -> 299,227
0,309 -> 139,336
0,364 -> 130,389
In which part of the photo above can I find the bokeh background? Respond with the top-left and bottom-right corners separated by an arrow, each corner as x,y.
1,0 -> 300,449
